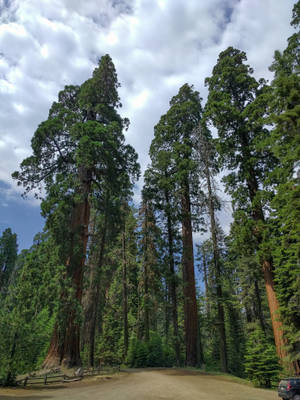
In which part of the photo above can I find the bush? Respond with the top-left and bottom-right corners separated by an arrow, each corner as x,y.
147,333 -> 163,367
135,341 -> 148,367
244,326 -> 280,387
126,332 -> 176,367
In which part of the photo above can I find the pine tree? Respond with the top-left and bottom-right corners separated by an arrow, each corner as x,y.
245,326 -> 280,388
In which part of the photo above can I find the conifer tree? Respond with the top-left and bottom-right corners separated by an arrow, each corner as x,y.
13,55 -> 139,367
0,232 -> 61,383
267,1 -> 300,373
245,326 -> 280,388
138,190 -> 162,342
195,123 -> 228,372
148,84 -> 203,366
0,228 -> 17,295
144,163 -> 181,364
205,47 -> 286,363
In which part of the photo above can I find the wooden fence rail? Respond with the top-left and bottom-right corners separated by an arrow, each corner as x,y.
15,365 -> 120,387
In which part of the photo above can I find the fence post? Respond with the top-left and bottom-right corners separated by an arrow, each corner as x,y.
44,374 -> 47,385
23,377 -> 28,387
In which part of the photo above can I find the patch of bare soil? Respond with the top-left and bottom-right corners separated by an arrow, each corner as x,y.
0,369 -> 277,400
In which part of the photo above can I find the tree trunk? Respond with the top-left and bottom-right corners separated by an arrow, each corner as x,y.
202,249 -> 211,316
164,284 -> 170,338
43,166 -> 91,368
81,213 -> 97,352
254,279 -> 266,333
247,179 -> 287,362
165,188 -> 180,366
122,230 -> 129,357
240,132 -> 287,364
181,179 -> 198,366
204,158 -> 228,372
88,208 -> 108,367
142,200 -> 150,343
144,255 -> 150,343
263,260 -> 287,361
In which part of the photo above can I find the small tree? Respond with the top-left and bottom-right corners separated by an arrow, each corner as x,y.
245,326 -> 280,387
147,332 -> 163,367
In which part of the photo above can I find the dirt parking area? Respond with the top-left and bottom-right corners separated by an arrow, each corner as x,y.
0,369 -> 278,400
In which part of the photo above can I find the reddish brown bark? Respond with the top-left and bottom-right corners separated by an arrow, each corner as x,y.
263,260 -> 287,362
239,132 -> 288,365
164,188 -> 180,365
181,180 -> 198,367
247,196 -> 287,362
43,166 -> 91,368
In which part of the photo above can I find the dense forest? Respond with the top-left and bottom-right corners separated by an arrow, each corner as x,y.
0,0 -> 299,388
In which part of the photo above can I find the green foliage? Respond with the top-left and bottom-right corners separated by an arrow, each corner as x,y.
3,1 -> 300,380
126,332 -> 175,368
224,298 -> 246,377
147,332 -> 163,367
0,300 -> 56,382
0,228 -> 17,294
244,326 -> 280,387
266,7 -> 300,367
12,53 -> 140,369
0,232 -> 62,381
135,341 -> 149,367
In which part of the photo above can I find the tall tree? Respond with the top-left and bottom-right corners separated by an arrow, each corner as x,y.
267,1 -> 300,373
138,191 -> 162,342
144,162 -> 181,365
12,55 -> 139,367
149,84 -> 202,366
121,204 -> 139,358
205,47 -> 286,362
195,123 -> 228,372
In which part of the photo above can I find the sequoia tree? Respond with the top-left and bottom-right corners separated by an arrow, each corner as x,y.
148,84 -> 202,366
205,47 -> 286,362
267,1 -> 300,373
12,55 -> 139,367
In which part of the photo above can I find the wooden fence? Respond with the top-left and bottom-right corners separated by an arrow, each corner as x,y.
15,365 -> 120,387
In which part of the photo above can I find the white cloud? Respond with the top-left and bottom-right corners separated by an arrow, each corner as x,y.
0,0 -> 296,228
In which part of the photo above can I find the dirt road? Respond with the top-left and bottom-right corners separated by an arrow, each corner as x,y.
0,369 -> 277,400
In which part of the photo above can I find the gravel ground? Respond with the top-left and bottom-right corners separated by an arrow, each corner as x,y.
0,369 -> 278,400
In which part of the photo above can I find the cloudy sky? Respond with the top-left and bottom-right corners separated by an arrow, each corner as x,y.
0,0 -> 296,249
